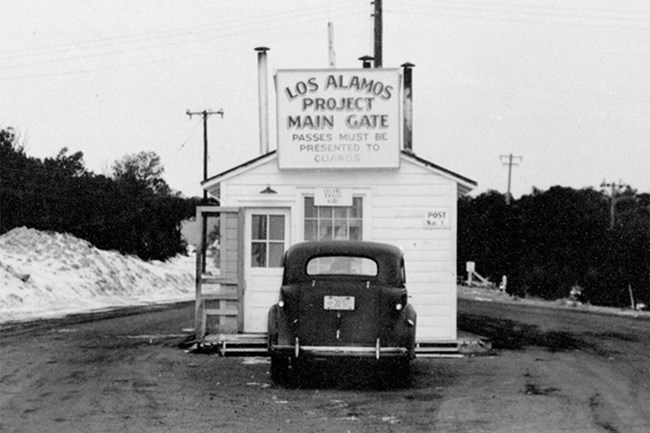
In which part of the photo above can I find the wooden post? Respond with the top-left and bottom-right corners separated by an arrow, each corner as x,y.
628,284 -> 635,310
194,209 -> 205,340
237,208 -> 246,333
373,0 -> 382,67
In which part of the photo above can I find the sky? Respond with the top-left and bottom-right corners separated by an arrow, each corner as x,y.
1,0 -> 648,199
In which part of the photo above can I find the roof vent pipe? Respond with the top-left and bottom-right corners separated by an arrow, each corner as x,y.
255,47 -> 270,155
401,62 -> 414,153
359,55 -> 374,69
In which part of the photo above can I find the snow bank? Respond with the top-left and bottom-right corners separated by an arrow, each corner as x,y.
0,227 -> 195,323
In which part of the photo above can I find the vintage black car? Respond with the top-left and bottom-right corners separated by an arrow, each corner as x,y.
267,241 -> 417,384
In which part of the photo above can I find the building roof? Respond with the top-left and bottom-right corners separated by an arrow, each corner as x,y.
201,149 -> 477,196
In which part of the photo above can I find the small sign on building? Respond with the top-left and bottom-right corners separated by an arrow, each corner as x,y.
424,209 -> 450,228
314,187 -> 353,206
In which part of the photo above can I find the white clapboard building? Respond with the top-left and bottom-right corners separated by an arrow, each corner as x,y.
195,60 -> 476,348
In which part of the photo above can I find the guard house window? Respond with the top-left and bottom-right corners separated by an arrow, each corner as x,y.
304,196 -> 363,241
251,214 -> 285,267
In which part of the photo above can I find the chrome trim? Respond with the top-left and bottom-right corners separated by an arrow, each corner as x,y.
271,344 -> 408,358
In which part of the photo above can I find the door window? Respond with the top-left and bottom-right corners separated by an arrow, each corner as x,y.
251,214 -> 285,267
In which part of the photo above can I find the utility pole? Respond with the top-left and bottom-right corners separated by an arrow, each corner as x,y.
601,179 -> 626,230
186,109 -> 224,201
500,154 -> 522,204
373,0 -> 382,68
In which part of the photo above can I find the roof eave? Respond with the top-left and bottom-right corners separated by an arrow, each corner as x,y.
401,150 -> 477,195
201,150 -> 278,192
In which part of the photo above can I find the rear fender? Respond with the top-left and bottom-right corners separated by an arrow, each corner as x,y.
383,303 -> 417,358
267,304 -> 293,348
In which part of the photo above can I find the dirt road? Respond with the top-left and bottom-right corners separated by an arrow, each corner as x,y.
1,300 -> 648,433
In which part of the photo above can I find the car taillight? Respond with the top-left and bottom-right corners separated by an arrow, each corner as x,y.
387,291 -> 408,316
280,285 -> 301,320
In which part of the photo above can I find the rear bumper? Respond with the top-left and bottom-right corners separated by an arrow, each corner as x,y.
270,342 -> 410,359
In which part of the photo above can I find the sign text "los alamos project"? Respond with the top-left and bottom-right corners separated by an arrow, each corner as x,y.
276,69 -> 401,169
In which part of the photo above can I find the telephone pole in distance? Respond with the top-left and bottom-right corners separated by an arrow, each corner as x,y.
500,154 -> 523,204
601,179 -> 626,230
186,109 -> 224,201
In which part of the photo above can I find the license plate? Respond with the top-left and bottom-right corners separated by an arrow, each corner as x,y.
324,296 -> 355,311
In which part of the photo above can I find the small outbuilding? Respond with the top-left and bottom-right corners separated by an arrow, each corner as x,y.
194,57 -> 476,349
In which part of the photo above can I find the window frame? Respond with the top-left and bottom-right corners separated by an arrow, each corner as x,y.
303,195 -> 364,242
250,213 -> 286,268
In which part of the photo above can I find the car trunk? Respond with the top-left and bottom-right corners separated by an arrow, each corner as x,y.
298,279 -> 379,346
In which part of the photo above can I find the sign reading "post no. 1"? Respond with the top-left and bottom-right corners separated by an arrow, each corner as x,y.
276,69 -> 401,169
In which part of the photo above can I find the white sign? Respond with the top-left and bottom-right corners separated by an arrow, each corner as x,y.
314,187 -> 353,206
276,69 -> 401,169
424,210 -> 450,228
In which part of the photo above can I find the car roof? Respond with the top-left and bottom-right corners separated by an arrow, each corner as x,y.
282,241 -> 404,286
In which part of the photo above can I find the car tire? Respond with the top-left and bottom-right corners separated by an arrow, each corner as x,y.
270,356 -> 289,385
383,358 -> 412,388
289,357 -> 314,388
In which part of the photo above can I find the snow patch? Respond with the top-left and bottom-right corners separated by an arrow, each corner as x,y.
0,227 -> 195,323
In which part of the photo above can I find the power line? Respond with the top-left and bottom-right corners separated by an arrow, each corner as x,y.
0,8 -> 364,79
393,0 -> 650,22
0,2 -> 365,61
387,0 -> 650,31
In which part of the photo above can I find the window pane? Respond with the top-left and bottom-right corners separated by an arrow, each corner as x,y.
307,256 -> 377,276
304,220 -> 317,241
333,219 -> 348,240
304,196 -> 316,218
333,206 -> 347,219
269,242 -> 285,267
251,215 -> 267,240
307,256 -> 332,274
349,220 -> 362,241
319,206 -> 332,218
318,220 -> 333,240
269,215 -> 285,240
351,197 -> 363,218
251,242 -> 266,267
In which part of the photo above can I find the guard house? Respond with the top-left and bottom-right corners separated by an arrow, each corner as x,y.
194,54 -> 476,352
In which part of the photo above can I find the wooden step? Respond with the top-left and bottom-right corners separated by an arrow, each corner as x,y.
200,276 -> 238,285
415,341 -> 462,357
200,333 -> 268,356
201,293 -> 238,301
204,309 -> 238,317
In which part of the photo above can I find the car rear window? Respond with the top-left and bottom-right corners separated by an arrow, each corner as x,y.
306,256 -> 378,276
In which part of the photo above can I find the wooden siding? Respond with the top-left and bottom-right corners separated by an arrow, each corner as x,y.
221,213 -> 240,279
218,156 -> 459,340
